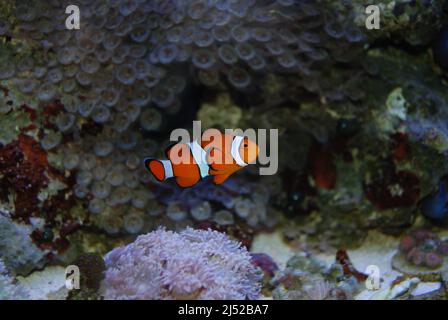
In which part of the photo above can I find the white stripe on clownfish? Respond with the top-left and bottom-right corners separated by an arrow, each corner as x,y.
160,159 -> 174,179
187,140 -> 210,179
231,135 -> 247,167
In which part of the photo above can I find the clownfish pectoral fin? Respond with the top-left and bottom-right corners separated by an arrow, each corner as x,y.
213,173 -> 232,185
175,176 -> 199,188
144,158 -> 174,182
206,147 -> 226,170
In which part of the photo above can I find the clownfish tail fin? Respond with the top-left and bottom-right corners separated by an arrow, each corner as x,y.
144,158 -> 174,182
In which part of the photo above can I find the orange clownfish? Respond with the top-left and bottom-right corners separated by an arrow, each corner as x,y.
144,133 -> 259,188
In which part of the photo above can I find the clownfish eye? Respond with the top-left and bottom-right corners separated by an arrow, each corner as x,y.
243,143 -> 248,148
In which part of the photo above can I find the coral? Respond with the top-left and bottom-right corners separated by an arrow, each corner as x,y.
272,251 -> 364,300
0,1 -> 448,302
250,253 -> 278,279
397,229 -> 448,270
309,143 -> 337,190
334,249 -> 368,282
154,174 -> 280,233
250,252 -> 278,295
100,227 -> 261,300
0,0 -> 376,241
0,128 -> 82,259
363,165 -> 420,211
67,253 -> 106,300
406,117 -> 448,155
197,93 -> 242,129
73,253 -> 106,291
0,107 -> 32,145
276,120 -> 422,247
0,0 -> 438,246
351,0 -> 445,46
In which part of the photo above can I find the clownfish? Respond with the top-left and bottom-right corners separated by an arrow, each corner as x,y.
144,133 -> 259,187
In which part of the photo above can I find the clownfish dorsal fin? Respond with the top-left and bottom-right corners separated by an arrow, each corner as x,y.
164,142 -> 178,158
213,173 -> 232,185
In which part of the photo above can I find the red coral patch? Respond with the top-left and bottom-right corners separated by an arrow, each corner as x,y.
335,249 -> 368,281
309,144 -> 337,190
363,162 -> 420,210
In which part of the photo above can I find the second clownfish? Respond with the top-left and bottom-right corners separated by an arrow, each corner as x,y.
144,133 -> 259,187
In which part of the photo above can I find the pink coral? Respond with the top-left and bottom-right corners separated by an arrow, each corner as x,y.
101,228 -> 261,300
